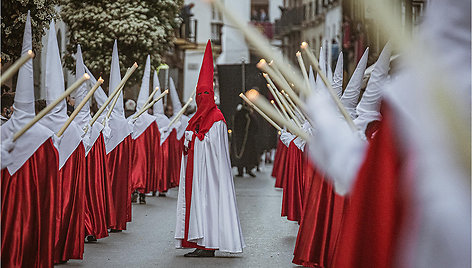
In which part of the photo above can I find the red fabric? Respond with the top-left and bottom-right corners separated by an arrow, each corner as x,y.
273,140 -> 288,188
292,159 -> 348,268
106,136 -> 132,230
1,139 -> 58,268
157,137 -> 171,192
281,141 -> 304,223
168,129 -> 183,188
334,107 -> 406,268
181,133 -> 214,250
84,133 -> 109,240
54,144 -> 86,263
186,40 -> 225,140
131,124 -> 158,193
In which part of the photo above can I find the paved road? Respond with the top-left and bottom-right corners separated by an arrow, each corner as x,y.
62,164 -> 300,267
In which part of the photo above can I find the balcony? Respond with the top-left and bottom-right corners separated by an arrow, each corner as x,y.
211,21 -> 223,46
250,21 -> 274,39
274,6 -> 304,37
175,18 -> 198,49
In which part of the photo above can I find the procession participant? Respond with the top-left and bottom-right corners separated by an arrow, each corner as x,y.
74,45 -> 109,242
152,71 -> 172,196
129,55 -> 159,204
38,20 -> 86,264
175,41 -> 245,257
103,40 -> 133,231
167,77 -> 185,188
232,102 -> 259,177
1,12 -> 58,267
85,66 -> 117,232
1,92 -> 14,125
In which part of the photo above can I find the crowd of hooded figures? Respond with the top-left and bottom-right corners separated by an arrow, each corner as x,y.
1,0 -> 471,267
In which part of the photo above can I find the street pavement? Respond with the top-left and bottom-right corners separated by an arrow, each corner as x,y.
61,164 -> 300,267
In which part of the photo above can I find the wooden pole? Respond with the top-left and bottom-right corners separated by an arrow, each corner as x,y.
296,51 -> 311,93
301,42 -> 357,131
57,77 -> 104,137
89,62 -> 138,126
245,89 -> 308,140
167,95 -> 194,129
13,73 -> 89,141
240,93 -> 281,131
133,89 -> 169,119
282,90 -> 307,122
270,100 -> 285,123
264,79 -> 290,121
0,50 -> 34,85
104,83 -> 125,121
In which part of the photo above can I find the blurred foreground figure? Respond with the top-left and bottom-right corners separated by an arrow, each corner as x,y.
175,41 -> 245,257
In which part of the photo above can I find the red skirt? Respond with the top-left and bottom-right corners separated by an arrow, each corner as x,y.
84,134 -> 109,240
281,141 -> 304,223
106,136 -> 132,230
54,144 -> 86,263
274,141 -> 288,188
157,137 -> 171,193
168,129 -> 183,188
130,124 -> 158,193
1,139 -> 58,268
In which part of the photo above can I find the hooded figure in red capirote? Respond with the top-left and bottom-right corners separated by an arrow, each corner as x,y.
174,40 -> 245,257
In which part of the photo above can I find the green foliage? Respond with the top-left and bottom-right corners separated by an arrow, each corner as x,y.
1,0 -> 59,62
60,0 -> 183,86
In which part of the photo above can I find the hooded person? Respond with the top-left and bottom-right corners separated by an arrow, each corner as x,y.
340,48 -> 369,119
128,55 -> 159,203
152,71 -> 172,195
175,40 -> 245,256
332,52 -> 344,98
38,20 -> 86,264
1,11 -> 59,267
103,40 -> 133,231
335,0 -> 471,266
167,77 -> 187,188
84,66 -> 117,231
74,45 -> 110,242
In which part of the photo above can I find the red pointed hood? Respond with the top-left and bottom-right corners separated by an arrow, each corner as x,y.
186,40 -> 225,140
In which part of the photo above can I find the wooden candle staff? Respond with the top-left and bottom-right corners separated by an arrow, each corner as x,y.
89,62 -> 138,126
13,73 -> 90,141
0,50 -> 34,85
245,89 -> 308,140
296,51 -> 311,94
133,89 -> 169,119
270,100 -> 285,120
57,77 -> 104,137
167,94 -> 194,129
264,79 -> 290,121
240,93 -> 281,131
132,87 -> 160,119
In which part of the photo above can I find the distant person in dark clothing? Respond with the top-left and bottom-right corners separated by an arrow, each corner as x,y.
232,103 -> 259,177
180,3 -> 195,38
35,99 -> 47,115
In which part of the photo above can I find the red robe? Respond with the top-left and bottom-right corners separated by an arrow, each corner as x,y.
334,107 -> 406,268
157,136 -> 171,193
168,129 -> 184,188
1,139 -> 58,268
273,140 -> 288,188
281,141 -> 304,223
106,136 -> 132,230
131,124 -> 158,193
54,143 -> 86,263
84,133 -> 110,240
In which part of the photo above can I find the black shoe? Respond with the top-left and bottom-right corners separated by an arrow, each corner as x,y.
152,191 -> 157,197
235,173 -> 243,177
139,193 -> 146,204
184,249 -> 215,257
109,229 -> 122,233
248,171 -> 256,177
158,192 -> 167,197
86,235 -> 97,242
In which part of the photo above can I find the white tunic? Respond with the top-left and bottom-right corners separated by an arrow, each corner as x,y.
175,121 -> 245,253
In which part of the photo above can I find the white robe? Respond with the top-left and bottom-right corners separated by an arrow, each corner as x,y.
175,121 -> 245,253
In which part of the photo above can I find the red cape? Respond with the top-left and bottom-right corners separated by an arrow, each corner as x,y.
281,141 -> 304,223
168,129 -> 184,188
106,136 -> 132,230
1,139 -> 58,267
84,133 -> 110,240
131,124 -> 159,193
54,143 -> 86,263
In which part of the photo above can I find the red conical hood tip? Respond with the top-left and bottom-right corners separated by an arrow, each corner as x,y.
196,40 -> 214,95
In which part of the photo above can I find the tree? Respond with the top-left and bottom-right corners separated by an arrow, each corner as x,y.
1,0 -> 59,62
60,0 -> 183,86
